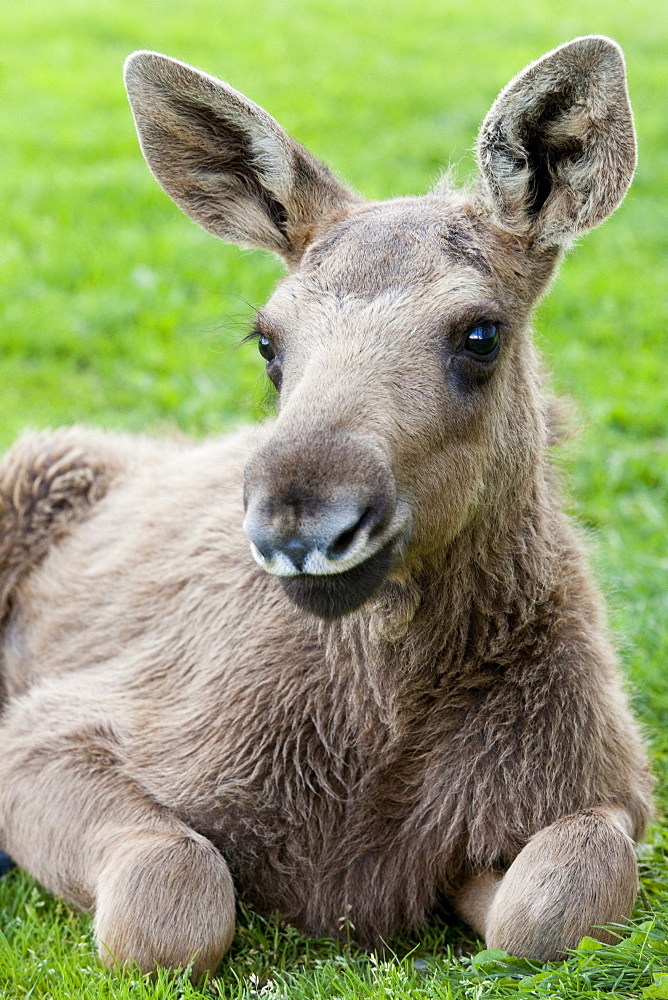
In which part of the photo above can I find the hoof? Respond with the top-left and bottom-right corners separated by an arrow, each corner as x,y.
95,829 -> 235,981
0,850 -> 15,877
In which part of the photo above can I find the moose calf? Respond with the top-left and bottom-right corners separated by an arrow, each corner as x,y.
0,36 -> 652,979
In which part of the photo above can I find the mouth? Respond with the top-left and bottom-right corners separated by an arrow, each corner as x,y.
279,537 -> 398,618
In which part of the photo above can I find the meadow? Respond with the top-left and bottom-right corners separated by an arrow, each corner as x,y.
1,0 -> 667,996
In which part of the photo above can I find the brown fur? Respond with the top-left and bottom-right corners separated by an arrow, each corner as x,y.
0,37 -> 652,978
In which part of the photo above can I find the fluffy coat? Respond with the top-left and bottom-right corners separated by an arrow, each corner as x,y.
0,36 -> 653,979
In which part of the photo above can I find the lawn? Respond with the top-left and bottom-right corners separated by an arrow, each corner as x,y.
1,0 -> 667,997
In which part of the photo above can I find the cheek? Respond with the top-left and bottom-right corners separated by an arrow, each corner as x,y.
386,363 -> 490,467
385,376 -> 502,549
397,433 -> 490,536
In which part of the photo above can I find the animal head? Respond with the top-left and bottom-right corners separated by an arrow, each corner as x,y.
124,37 -> 635,618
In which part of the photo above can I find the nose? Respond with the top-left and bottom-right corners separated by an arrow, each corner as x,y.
243,499 -> 376,576
242,427 -> 403,587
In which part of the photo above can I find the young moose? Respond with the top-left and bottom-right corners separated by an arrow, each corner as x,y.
0,36 -> 653,978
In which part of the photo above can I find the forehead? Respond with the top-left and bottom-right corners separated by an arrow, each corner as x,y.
301,194 -> 495,295
265,195 -> 509,329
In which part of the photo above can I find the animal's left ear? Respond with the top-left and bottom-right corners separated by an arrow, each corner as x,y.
476,36 -> 636,245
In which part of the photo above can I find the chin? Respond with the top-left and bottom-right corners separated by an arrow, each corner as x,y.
280,541 -> 396,619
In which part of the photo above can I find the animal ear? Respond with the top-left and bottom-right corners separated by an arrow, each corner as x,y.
124,52 -> 358,265
475,36 -> 636,245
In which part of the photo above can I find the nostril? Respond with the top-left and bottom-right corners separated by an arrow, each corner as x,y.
327,507 -> 373,559
328,526 -> 357,559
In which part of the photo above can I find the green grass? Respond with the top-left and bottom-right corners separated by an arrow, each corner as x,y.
1,0 -> 667,996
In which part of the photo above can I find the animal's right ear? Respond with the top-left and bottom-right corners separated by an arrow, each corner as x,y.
124,52 -> 358,266
475,36 -> 636,245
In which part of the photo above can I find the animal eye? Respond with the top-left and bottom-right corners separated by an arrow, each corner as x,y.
465,324 -> 499,357
258,336 -> 276,362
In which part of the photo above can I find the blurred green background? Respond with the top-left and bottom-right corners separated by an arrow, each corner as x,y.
1,0 -> 667,996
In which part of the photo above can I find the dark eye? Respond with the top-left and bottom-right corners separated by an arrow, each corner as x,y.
258,335 -> 276,362
465,324 -> 499,357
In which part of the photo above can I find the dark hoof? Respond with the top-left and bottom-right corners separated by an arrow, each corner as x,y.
0,851 -> 16,876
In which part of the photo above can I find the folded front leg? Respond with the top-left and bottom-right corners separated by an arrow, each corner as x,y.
0,694 -> 235,980
94,825 -> 234,979
454,807 -> 638,961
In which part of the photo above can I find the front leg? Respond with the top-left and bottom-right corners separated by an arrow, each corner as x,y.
454,807 -> 638,960
0,687 -> 235,979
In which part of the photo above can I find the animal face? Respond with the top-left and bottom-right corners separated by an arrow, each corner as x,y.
124,37 -> 636,617
242,195 -> 545,616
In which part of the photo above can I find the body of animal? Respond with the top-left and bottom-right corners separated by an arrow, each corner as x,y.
0,35 -> 652,980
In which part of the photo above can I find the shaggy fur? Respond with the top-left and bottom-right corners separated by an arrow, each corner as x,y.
0,36 -> 652,978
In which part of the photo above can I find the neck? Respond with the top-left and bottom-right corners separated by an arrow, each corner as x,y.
321,466 -> 562,713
